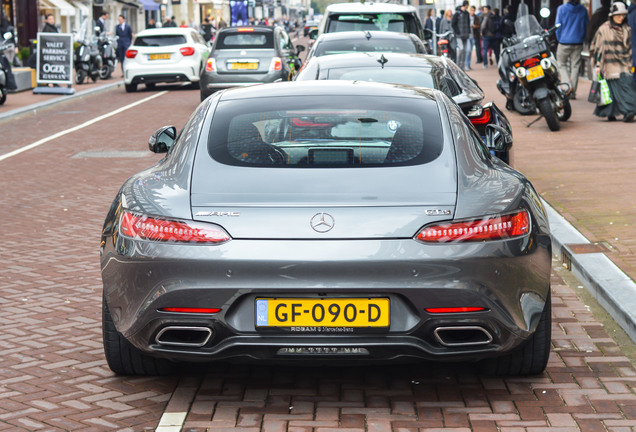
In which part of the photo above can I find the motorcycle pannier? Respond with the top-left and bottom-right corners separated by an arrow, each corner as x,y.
506,37 -> 550,63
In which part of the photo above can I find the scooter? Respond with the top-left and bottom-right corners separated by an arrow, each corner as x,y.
496,4 -> 571,131
497,38 -> 536,115
436,31 -> 455,59
0,29 -> 17,105
74,22 -> 103,84
98,33 -> 118,80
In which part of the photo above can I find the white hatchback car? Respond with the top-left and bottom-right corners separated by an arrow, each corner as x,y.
123,28 -> 210,92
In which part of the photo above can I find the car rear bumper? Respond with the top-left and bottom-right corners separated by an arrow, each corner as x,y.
124,62 -> 200,84
200,71 -> 288,94
101,234 -> 551,363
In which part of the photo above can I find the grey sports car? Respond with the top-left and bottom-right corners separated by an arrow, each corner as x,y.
101,81 -> 552,376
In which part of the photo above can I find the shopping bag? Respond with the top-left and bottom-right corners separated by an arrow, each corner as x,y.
598,74 -> 612,106
587,80 -> 600,103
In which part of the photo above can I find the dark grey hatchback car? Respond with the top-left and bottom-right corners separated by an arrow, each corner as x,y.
101,81 -> 552,376
199,26 -> 303,101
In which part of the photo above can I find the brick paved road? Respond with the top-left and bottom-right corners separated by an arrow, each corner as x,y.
1,80 -> 636,431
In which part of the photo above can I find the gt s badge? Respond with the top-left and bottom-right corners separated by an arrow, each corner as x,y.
425,209 -> 452,216
195,211 -> 240,217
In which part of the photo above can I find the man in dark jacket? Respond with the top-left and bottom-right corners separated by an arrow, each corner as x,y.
452,1 -> 471,70
555,0 -> 588,99
586,0 -> 611,45
480,5 -> 499,68
629,0 -> 636,82
115,14 -> 133,75
42,14 -> 58,33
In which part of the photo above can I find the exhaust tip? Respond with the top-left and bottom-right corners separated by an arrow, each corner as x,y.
434,326 -> 493,347
155,326 -> 213,347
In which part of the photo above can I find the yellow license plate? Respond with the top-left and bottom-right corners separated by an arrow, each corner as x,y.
229,62 -> 258,70
149,53 -> 170,60
526,65 -> 544,82
256,298 -> 390,327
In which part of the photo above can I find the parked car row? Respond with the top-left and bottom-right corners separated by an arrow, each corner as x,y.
103,3 -> 552,378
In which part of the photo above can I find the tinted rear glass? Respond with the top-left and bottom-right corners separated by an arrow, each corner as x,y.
326,13 -> 418,34
134,35 -> 187,47
315,37 -> 421,56
326,67 -> 437,88
216,31 -> 274,49
208,95 -> 443,168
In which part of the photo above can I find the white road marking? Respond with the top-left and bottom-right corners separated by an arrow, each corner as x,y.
0,91 -> 168,163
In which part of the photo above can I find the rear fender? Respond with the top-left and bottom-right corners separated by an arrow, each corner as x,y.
533,86 -> 549,101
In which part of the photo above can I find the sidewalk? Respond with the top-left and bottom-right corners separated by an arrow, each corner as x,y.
0,75 -> 123,122
1,62 -> 636,343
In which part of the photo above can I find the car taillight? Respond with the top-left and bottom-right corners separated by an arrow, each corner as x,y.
426,307 -> 487,313
467,106 -> 492,125
415,210 -> 530,243
270,57 -> 282,71
126,49 -> 138,58
120,212 -> 230,244
159,307 -> 221,314
179,46 -> 195,56
206,58 -> 216,72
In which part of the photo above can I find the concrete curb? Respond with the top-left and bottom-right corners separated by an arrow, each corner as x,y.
543,199 -> 636,343
0,81 -> 123,123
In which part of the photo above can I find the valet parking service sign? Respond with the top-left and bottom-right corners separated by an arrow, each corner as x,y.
36,32 -> 73,85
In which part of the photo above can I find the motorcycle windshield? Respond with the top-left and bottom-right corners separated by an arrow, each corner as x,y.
514,6 -> 543,40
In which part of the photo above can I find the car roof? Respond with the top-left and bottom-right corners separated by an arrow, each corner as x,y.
216,80 -> 439,101
135,28 -> 196,37
325,2 -> 417,13
315,31 -> 417,42
306,52 -> 448,69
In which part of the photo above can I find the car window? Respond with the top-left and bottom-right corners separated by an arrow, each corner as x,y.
314,38 -> 420,56
326,13 -> 418,34
134,35 -> 187,47
207,96 -> 443,167
216,31 -> 274,49
325,67 -> 436,89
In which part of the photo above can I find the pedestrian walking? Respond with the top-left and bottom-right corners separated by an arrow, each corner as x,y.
590,2 -> 636,122
200,18 -> 214,43
480,5 -> 500,68
587,0 -> 612,44
96,11 -> 109,35
439,9 -> 456,61
163,16 -> 177,28
555,0 -> 588,100
452,1 -> 471,70
629,0 -> 636,82
41,13 -> 58,33
116,14 -> 133,76
469,5 -> 482,65
424,9 -> 434,44
147,18 -> 156,29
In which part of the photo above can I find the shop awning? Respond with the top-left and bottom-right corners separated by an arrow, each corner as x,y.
70,0 -> 89,16
139,0 -> 160,11
44,0 -> 77,16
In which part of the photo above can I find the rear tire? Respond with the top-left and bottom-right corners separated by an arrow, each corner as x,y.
513,87 -> 536,115
481,291 -> 551,376
145,82 -> 156,90
0,88 -> 6,105
189,80 -> 200,90
98,65 -> 110,80
558,99 -> 572,122
125,83 -> 137,93
102,296 -> 176,376
538,97 -> 560,131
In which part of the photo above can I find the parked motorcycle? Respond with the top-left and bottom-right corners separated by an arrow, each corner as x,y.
496,4 -> 571,131
98,33 -> 118,80
436,31 -> 455,59
0,29 -> 17,105
74,20 -> 103,84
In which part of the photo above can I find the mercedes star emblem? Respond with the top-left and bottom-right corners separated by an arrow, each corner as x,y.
310,213 -> 335,233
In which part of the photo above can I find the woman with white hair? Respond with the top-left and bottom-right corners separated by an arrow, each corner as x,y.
590,1 -> 636,121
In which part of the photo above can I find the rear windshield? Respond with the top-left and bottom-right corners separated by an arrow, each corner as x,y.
216,31 -> 274,49
315,37 -> 422,56
134,35 -> 187,47
208,95 -> 443,168
326,13 -> 418,34
326,67 -> 436,89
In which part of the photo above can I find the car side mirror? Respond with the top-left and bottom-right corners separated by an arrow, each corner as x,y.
309,29 -> 318,40
485,124 -> 512,152
149,126 -> 177,153
296,44 -> 305,53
